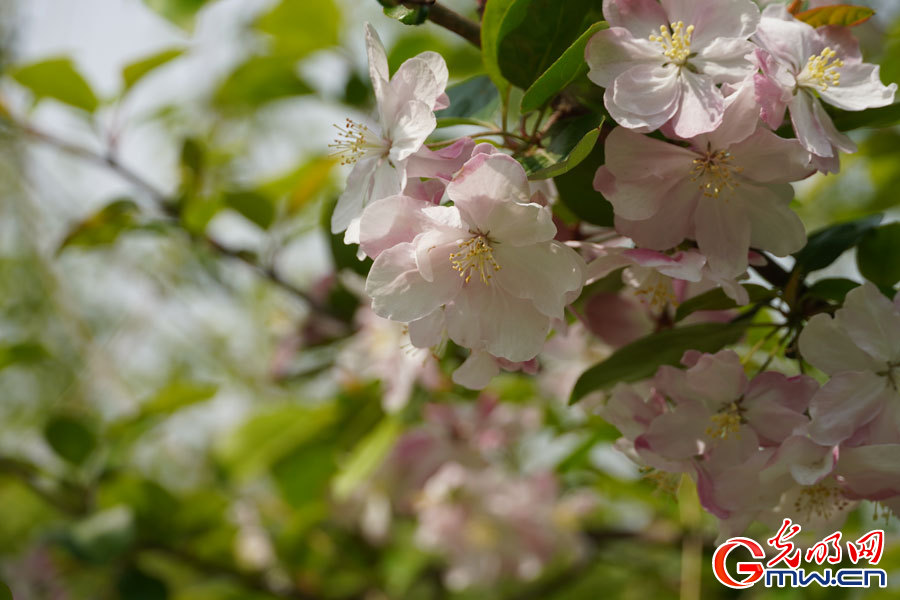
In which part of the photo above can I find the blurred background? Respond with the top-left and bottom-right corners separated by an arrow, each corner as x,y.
1,0 -> 900,598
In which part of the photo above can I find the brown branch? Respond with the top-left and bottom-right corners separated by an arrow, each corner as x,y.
14,121 -> 346,322
398,1 -> 482,48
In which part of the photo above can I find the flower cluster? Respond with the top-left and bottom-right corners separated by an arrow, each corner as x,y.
332,24 -> 585,388
587,0 -> 895,286
601,283 -> 900,540
350,399 -> 596,589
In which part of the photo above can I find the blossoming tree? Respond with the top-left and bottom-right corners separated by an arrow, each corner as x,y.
3,0 -> 900,597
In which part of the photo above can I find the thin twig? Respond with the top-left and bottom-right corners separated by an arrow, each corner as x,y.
401,1 -> 482,48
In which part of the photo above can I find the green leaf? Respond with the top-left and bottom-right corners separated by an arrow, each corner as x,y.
381,3 -> 431,25
333,418 -> 402,501
223,190 -> 276,229
793,213 -> 883,273
67,506 -> 136,564
214,56 -> 313,110
495,0 -> 604,90
675,284 -> 775,322
44,414 -> 97,466
437,75 -> 500,120
794,5 -> 874,27
58,199 -> 142,253
255,0 -> 340,59
481,0 -> 518,89
570,322 -> 749,404
271,440 -> 336,508
122,48 -> 183,93
0,342 -> 48,370
258,156 -> 338,216
142,0 -> 211,29
856,222 -> 900,288
143,380 -> 218,416
521,21 -> 608,113
216,405 -> 337,480
11,58 -> 98,112
528,125 -> 601,180
550,115 -> 614,226
116,566 -> 169,600
0,580 -> 11,600
804,278 -> 861,303
830,103 -> 900,132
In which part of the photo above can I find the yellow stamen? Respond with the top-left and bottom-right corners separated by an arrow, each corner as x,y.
799,47 -> 844,91
328,118 -> 383,166
650,21 -> 695,66
706,402 -> 742,440
690,149 -> 743,199
450,236 -> 501,284
794,483 -> 849,521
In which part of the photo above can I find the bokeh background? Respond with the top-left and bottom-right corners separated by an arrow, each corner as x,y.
1,0 -> 900,598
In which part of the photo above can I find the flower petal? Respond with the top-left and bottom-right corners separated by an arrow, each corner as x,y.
836,282 -> 900,364
492,241 -> 585,320
729,129 -> 813,184
452,349 -> 501,389
601,0 -> 668,38
367,243 -> 461,322
668,70 -> 724,139
604,126 -> 697,180
585,26 -> 662,88
614,177 -> 700,250
693,194 -> 751,277
818,63 -> 897,112
808,371 -> 893,446
798,312 -> 886,375
388,100 -> 437,162
661,0 -> 760,48
445,282 -> 550,362
606,64 -> 680,130
739,182 -> 806,257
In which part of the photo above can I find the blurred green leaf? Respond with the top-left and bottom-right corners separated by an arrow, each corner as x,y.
142,0 -> 211,29
856,222 -> 900,287
436,75 -> 501,121
217,405 -> 338,480
496,0 -> 604,90
570,322 -> 749,404
794,5 -> 874,27
674,284 -> 775,322
259,156 -> 338,215
122,48 -> 183,93
793,213 -> 883,273
0,341 -> 48,370
804,277 -> 861,303
214,56 -> 313,110
66,506 -> 136,564
11,57 -> 98,112
528,124 -> 600,180
144,380 -> 218,416
481,0 -> 517,88
521,21 -> 608,113
44,414 -> 97,466
117,566 -> 169,600
223,190 -> 276,229
58,199 -> 142,253
0,580 -> 10,600
387,31 -> 482,79
333,418 -> 402,501
255,0 -> 340,59
272,440 -> 336,508
831,103 -> 900,131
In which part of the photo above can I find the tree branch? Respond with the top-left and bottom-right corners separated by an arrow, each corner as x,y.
13,121 -> 346,322
424,2 -> 482,48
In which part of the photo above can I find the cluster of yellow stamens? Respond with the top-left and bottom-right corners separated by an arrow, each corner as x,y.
329,118 -> 382,166
450,236 -> 501,284
640,467 -> 680,495
794,484 -> 849,521
706,402 -> 742,440
800,47 -> 844,91
650,21 -> 695,66
633,271 -> 677,311
690,149 -> 743,199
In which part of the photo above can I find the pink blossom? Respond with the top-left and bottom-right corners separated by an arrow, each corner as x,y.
595,81 -> 813,277
799,282 -> 900,446
361,153 -> 585,373
752,5 -> 896,172
331,24 -> 449,243
586,0 -> 760,137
